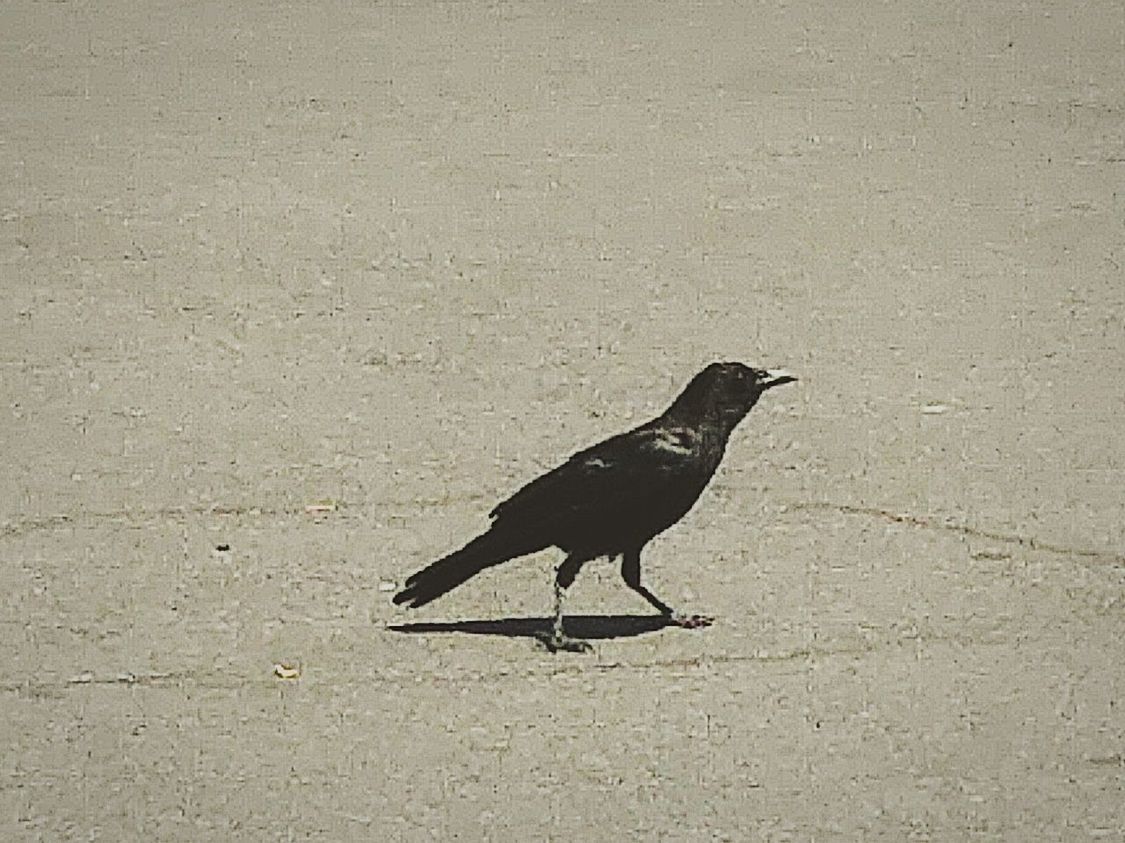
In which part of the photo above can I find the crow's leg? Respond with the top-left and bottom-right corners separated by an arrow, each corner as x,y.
539,553 -> 591,653
620,548 -> 673,614
621,547 -> 713,629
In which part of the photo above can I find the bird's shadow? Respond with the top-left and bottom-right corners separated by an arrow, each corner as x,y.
388,613 -> 674,642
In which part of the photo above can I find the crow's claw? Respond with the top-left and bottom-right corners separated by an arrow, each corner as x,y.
537,632 -> 593,653
670,613 -> 714,629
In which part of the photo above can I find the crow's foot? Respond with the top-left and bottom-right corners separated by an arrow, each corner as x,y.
537,632 -> 593,653
670,613 -> 714,629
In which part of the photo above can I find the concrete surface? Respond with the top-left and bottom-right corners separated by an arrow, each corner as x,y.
2,0 -> 1123,839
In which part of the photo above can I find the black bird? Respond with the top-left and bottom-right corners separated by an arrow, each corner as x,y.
393,361 -> 797,651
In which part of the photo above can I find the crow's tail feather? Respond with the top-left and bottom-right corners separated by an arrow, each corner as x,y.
392,528 -> 542,608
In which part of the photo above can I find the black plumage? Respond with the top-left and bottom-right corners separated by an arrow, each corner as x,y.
394,361 -> 797,651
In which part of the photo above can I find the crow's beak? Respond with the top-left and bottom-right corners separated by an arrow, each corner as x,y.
762,369 -> 798,390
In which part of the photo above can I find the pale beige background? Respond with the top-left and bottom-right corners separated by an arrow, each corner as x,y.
2,1 -> 1123,840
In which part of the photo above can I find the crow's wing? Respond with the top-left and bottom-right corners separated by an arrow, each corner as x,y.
488,424 -> 699,529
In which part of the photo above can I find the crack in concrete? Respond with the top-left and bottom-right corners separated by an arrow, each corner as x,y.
787,501 -> 1125,567
0,633 -> 1000,696
0,503 -> 349,539
3,498 -> 1121,570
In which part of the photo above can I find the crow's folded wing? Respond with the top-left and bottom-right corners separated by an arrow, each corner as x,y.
488,425 -> 698,528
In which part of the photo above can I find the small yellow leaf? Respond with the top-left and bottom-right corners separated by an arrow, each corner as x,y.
273,663 -> 301,680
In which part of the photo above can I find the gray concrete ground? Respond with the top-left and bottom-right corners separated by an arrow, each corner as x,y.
2,1 -> 1123,839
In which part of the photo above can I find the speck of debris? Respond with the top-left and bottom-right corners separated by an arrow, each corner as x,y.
273,663 -> 301,680
216,543 -> 230,552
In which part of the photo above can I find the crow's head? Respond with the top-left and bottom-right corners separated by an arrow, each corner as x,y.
670,361 -> 797,426
707,361 -> 797,392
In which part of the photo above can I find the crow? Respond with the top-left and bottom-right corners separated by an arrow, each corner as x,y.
393,361 -> 797,651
